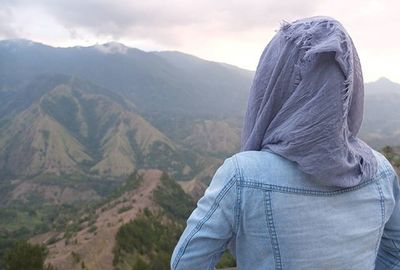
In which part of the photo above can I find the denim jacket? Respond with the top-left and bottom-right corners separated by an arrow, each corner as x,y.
170,148 -> 400,270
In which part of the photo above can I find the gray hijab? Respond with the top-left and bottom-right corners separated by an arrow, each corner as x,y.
240,16 -> 378,187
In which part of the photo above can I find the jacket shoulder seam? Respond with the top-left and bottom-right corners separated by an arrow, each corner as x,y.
238,177 -> 380,196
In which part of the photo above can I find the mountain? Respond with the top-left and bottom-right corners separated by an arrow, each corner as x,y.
0,39 -> 253,118
29,170 -> 192,269
2,38 -> 398,151
0,38 -> 399,269
0,39 -> 398,198
0,40 -> 249,268
28,170 -> 235,270
0,39 -> 398,195
0,74 -> 187,181
0,39 -> 254,211
361,77 -> 400,148
183,119 -> 241,156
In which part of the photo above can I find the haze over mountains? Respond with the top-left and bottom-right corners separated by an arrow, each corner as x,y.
0,39 -> 251,117
361,77 -> 400,148
0,39 -> 398,185
0,38 -> 399,269
0,39 -> 253,199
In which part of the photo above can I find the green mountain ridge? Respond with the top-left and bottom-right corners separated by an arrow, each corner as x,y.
0,38 -> 399,269
0,75 -> 187,182
0,39 -> 253,118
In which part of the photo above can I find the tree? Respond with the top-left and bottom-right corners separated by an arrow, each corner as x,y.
3,241 -> 56,270
132,256 -> 150,270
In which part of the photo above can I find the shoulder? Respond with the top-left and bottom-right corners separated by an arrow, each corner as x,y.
226,149 -> 398,189
229,150 -> 305,186
232,150 -> 294,170
371,148 -> 398,180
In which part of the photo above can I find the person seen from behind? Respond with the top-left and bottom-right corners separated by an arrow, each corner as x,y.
170,16 -> 400,270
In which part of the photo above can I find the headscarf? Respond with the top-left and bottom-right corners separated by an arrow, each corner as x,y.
240,16 -> 378,187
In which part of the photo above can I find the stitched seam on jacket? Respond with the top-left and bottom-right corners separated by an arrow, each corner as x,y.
389,258 -> 400,270
172,176 -> 236,269
233,155 -> 242,235
375,181 -> 386,256
238,176 -> 384,196
264,191 -> 282,270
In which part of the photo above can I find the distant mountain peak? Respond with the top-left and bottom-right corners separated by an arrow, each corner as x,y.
368,76 -> 400,92
373,76 -> 400,86
376,77 -> 392,83
94,41 -> 128,54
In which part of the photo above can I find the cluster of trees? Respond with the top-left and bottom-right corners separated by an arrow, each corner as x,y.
113,208 -> 179,269
153,172 -> 196,221
3,241 -> 56,270
112,172 -> 236,270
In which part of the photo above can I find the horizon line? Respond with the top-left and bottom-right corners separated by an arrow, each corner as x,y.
1,38 -> 399,85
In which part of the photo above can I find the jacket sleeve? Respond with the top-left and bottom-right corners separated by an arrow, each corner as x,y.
375,168 -> 400,270
170,156 -> 238,270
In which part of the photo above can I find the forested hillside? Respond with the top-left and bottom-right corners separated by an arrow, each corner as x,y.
0,39 -> 398,269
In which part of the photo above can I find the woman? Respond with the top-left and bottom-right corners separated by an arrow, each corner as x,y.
170,16 -> 400,270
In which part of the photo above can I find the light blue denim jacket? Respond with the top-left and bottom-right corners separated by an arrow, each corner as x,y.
171,149 -> 400,270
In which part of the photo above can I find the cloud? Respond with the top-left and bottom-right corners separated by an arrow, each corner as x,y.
0,5 -> 19,38
0,0 -> 399,83
1,0 -> 317,44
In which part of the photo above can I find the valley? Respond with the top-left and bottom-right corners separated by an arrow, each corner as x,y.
0,39 -> 399,269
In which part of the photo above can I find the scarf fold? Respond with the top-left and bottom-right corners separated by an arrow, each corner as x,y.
240,16 -> 378,187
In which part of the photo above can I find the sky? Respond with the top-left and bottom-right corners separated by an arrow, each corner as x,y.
1,0 -> 399,83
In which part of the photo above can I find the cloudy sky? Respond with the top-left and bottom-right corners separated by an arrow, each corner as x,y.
1,0 -> 399,83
